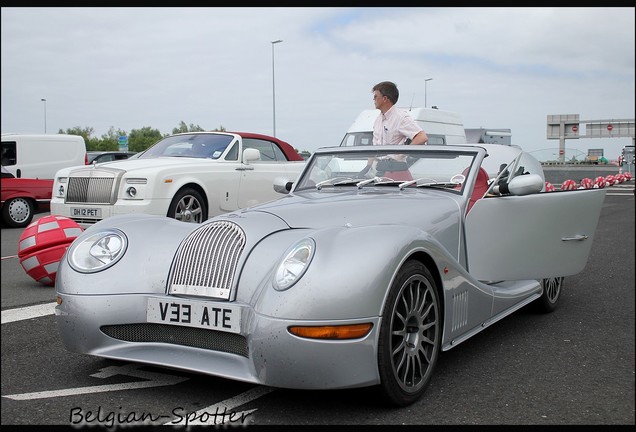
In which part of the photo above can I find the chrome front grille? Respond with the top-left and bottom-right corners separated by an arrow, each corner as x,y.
168,220 -> 246,299
66,177 -> 115,204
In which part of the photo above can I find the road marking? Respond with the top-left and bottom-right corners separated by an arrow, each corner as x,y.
2,363 -> 189,401
3,359 -> 272,427
1,302 -> 56,324
165,385 -> 275,425
1,254 -> 18,260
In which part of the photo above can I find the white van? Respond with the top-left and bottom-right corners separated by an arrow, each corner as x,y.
1,134 -> 87,179
340,107 -> 467,147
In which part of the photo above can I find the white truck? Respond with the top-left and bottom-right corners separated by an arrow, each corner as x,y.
1,134 -> 87,179
340,107 -> 467,147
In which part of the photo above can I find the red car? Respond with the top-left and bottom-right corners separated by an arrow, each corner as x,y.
1,166 -> 53,228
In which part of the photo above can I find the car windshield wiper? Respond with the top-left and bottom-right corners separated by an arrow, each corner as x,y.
315,177 -> 359,190
356,177 -> 405,189
316,176 -> 422,190
398,178 -> 458,191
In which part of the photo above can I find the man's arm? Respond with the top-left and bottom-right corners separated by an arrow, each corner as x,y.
410,131 -> 428,145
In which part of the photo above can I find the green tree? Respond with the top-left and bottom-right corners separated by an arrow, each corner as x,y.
97,126 -> 128,151
128,127 -> 164,152
55,121 -> 310,155
172,121 -> 205,134
58,126 -> 95,148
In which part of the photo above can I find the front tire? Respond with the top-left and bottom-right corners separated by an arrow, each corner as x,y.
377,260 -> 441,406
2,197 -> 34,228
167,188 -> 207,223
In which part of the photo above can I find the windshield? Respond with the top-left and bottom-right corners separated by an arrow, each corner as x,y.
340,132 -> 374,147
139,133 -> 235,159
340,132 -> 447,146
295,149 -> 478,192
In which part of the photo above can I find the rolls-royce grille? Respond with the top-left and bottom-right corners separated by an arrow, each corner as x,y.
168,221 -> 246,299
100,323 -> 249,357
66,177 -> 115,204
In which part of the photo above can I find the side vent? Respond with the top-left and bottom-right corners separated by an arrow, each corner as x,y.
451,290 -> 468,331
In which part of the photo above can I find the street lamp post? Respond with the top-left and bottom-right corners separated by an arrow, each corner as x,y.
41,98 -> 47,133
271,39 -> 283,137
424,78 -> 433,108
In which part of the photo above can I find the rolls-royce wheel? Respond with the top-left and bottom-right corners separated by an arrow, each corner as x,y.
167,188 -> 207,224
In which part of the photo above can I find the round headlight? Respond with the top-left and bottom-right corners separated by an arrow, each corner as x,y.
68,229 -> 128,273
273,238 -> 315,291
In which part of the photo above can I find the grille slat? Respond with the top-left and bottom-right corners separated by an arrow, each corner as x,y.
66,177 -> 114,204
101,323 -> 249,357
169,221 -> 246,299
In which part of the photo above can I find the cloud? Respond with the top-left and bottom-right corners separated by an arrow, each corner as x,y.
2,6 -> 634,158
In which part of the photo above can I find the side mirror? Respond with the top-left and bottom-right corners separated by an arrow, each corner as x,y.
242,148 -> 261,164
492,174 -> 543,196
273,177 -> 293,194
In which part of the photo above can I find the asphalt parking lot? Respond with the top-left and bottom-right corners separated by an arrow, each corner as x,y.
1,185 -> 634,426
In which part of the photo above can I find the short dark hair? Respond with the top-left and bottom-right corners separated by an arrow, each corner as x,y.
372,81 -> 399,104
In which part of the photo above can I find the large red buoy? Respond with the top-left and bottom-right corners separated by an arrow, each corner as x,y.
17,215 -> 83,286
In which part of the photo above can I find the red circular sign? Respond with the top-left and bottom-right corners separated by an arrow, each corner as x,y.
559,149 -> 565,155
608,124 -> 614,131
572,125 -> 578,132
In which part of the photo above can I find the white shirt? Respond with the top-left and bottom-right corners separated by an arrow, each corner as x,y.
372,105 -> 423,145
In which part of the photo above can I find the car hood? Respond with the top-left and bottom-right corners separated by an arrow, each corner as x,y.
84,156 -> 218,172
210,188 -> 462,310
236,188 -> 460,231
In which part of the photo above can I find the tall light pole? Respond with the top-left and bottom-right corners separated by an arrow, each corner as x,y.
271,39 -> 283,137
424,78 -> 433,108
41,98 -> 47,133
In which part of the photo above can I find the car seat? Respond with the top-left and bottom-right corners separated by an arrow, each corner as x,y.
467,167 -> 489,213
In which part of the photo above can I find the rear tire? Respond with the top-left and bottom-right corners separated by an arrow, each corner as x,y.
2,197 -> 34,228
167,188 -> 207,223
377,260 -> 441,406
534,277 -> 564,313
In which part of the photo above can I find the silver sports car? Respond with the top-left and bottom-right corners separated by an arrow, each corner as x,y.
55,144 -> 606,406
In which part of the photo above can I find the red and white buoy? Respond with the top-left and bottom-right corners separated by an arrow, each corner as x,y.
17,215 -> 83,286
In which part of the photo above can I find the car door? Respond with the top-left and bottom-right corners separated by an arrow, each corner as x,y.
216,141 -> 243,213
236,138 -> 291,208
464,186 -> 606,281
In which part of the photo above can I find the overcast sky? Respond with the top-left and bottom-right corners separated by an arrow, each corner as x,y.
2,7 -> 634,160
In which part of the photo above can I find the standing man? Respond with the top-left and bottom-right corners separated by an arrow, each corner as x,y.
372,81 -> 428,145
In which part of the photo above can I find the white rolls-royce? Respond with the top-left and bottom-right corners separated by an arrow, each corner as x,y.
50,131 -> 306,227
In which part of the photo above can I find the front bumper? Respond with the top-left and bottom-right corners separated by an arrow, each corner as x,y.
55,292 -> 381,390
